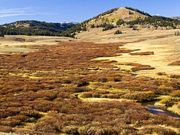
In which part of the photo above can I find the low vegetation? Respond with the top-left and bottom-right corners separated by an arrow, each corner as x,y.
114,30 -> 123,35
102,24 -> 115,31
0,7 -> 180,135
0,41 -> 179,134
0,27 -> 5,37
131,64 -> 155,72
130,51 -> 154,55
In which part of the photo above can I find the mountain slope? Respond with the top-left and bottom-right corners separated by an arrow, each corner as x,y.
82,7 -> 180,30
0,7 -> 180,38
1,20 -> 76,36
84,7 -> 151,27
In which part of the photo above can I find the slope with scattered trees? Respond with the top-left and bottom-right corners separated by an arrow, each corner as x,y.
82,7 -> 180,30
1,7 -> 180,37
1,20 -> 76,37
127,16 -> 180,29
0,26 -> 5,37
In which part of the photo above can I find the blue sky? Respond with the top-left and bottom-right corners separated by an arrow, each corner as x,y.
0,0 -> 180,24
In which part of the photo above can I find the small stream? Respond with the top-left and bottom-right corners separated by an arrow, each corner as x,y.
146,106 -> 180,119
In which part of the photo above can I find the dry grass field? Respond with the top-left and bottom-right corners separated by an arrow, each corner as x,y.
0,31 -> 179,135
78,28 -> 180,78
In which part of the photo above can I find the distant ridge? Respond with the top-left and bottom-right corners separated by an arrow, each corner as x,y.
0,7 -> 180,38
172,17 -> 180,20
125,7 -> 151,17
0,20 -> 76,36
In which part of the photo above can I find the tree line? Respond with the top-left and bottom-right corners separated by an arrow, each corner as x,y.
0,23 -> 88,38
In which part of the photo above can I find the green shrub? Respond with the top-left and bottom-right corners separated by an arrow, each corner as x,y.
114,30 -> 123,35
116,19 -> 124,25
77,80 -> 89,87
91,24 -> 95,28
0,26 -> 5,36
102,24 -> 115,31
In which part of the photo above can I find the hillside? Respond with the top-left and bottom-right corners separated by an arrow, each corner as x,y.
0,20 -> 76,36
84,7 -> 151,27
0,7 -> 180,38
82,7 -> 180,30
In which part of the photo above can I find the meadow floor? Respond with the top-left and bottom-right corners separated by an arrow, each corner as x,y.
0,34 -> 179,135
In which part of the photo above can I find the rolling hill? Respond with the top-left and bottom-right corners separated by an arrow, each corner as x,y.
84,7 -> 151,27
0,7 -> 180,38
82,7 -> 180,30
0,20 -> 76,36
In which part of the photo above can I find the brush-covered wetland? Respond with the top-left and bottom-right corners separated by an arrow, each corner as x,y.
0,28 -> 179,135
